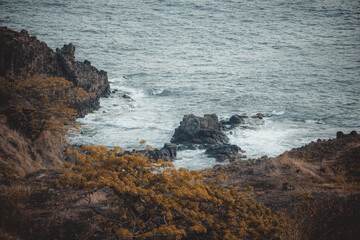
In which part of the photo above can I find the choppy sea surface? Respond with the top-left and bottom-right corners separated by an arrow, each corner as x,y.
1,0 -> 359,169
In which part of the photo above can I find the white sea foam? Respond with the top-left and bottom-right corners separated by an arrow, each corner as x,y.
271,109 -> 286,116
173,150 -> 227,171
7,0 -> 354,170
228,120 -> 301,158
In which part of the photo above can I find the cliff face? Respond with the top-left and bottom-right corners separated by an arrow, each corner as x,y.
0,27 -> 110,116
0,27 -> 110,174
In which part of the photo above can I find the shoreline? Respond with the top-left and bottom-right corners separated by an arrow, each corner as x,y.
1,28 -> 359,239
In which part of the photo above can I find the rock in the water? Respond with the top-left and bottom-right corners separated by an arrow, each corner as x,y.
251,113 -> 265,119
163,143 -> 177,159
205,144 -> 243,162
122,94 -> 132,100
221,114 -> 245,130
171,114 -> 229,145
229,114 -> 245,124
0,27 -> 110,117
138,143 -> 177,162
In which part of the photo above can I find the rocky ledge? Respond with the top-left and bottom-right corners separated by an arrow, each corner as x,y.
0,27 -> 110,116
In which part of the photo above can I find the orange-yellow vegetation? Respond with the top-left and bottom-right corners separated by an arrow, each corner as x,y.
0,76 -> 89,139
59,145 -> 286,239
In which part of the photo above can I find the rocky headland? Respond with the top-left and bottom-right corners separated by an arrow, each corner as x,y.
0,27 -> 110,174
0,27 -> 110,117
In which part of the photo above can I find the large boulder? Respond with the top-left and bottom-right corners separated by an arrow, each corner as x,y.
221,114 -> 245,130
0,27 -> 110,117
171,114 -> 229,145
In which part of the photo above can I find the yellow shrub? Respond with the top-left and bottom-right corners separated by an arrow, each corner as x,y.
59,145 -> 286,239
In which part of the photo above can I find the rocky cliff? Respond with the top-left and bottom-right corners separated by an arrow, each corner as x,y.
0,27 -> 110,116
0,27 -> 110,174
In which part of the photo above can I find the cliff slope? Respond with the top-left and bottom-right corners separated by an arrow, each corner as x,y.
0,27 -> 110,117
0,27 -> 110,174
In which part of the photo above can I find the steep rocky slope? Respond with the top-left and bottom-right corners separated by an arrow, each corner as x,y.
0,27 -> 110,174
0,27 -> 110,117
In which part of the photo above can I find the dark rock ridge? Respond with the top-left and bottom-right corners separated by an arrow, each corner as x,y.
0,27 -> 110,116
171,114 -> 243,162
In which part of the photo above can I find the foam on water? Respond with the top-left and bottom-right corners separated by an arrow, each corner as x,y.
227,119 -> 301,158
2,0 -> 360,170
173,150 -> 227,171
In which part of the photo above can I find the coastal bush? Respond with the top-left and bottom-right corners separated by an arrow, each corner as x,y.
58,145 -> 286,239
0,76 -> 89,139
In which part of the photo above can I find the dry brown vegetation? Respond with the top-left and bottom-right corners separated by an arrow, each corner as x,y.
204,132 -> 360,239
1,76 -> 89,140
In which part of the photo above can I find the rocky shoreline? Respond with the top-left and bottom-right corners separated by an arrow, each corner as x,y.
1,28 -> 359,239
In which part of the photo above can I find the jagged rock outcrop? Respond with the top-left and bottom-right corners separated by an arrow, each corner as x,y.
0,27 -> 110,116
171,114 -> 229,145
171,114 -> 243,162
144,143 -> 178,162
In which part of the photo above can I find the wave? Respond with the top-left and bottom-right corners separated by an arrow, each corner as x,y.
271,110 -> 286,116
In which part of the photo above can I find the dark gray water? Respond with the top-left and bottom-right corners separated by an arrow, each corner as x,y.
2,0 -> 360,169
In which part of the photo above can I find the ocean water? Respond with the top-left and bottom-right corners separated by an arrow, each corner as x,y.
1,0 -> 360,170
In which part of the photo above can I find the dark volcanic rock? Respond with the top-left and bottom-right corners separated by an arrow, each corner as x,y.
336,131 -> 345,139
0,27 -> 110,116
205,144 -> 243,162
229,114 -> 245,124
221,114 -> 245,130
171,114 -> 229,145
147,143 -> 177,162
128,143 -> 177,162
171,114 -> 245,162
